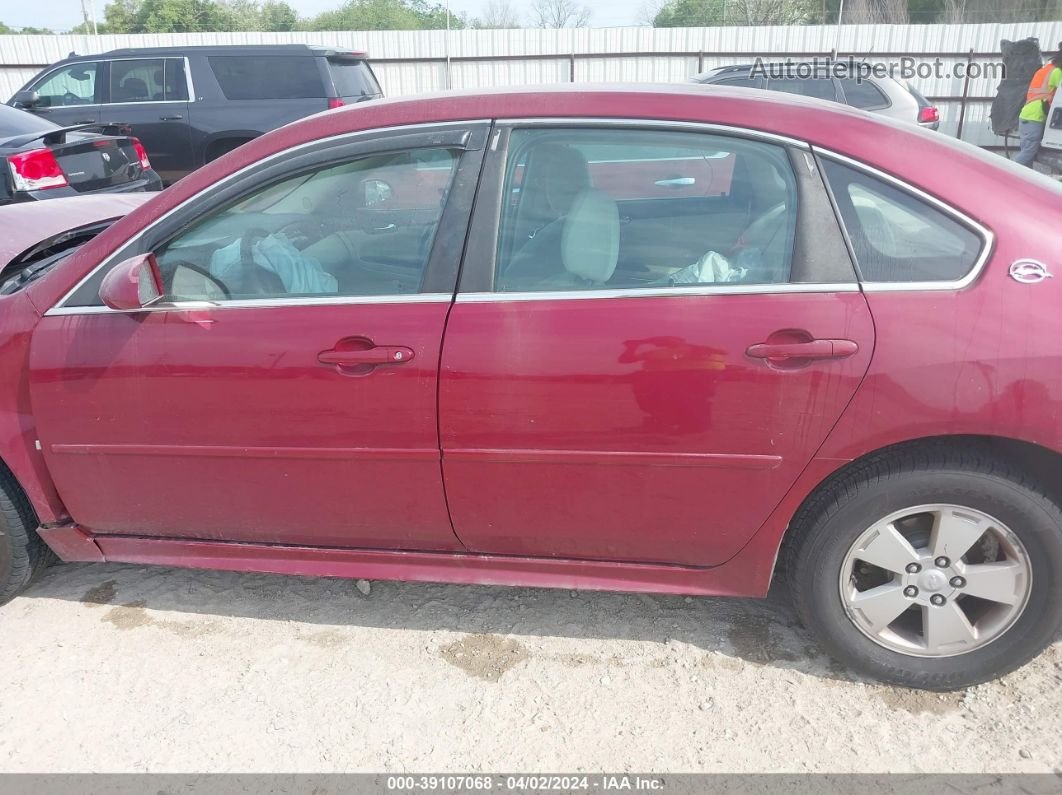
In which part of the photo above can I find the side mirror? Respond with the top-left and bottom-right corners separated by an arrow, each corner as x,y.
99,253 -> 163,311
12,90 -> 39,109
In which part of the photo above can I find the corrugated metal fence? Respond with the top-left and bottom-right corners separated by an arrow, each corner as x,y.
2,22 -> 1061,147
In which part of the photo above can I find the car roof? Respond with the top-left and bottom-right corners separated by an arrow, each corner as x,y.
62,44 -> 368,61
42,82 -> 1062,314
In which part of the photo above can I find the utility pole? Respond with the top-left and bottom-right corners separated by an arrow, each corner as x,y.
835,0 -> 845,50
80,0 -> 98,34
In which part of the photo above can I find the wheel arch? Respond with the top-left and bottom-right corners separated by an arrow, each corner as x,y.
775,433 -> 1062,578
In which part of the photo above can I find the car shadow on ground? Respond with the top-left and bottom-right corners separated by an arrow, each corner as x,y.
19,559 -> 1041,703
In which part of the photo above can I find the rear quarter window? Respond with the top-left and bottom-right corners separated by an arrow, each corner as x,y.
822,159 -> 983,284
209,56 -> 324,100
838,78 -> 890,110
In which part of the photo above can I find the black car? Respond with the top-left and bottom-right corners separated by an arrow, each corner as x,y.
9,45 -> 384,184
0,104 -> 161,206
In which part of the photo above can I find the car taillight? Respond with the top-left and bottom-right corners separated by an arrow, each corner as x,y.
919,106 -> 940,124
7,148 -> 68,192
328,98 -> 345,109
132,138 -> 152,169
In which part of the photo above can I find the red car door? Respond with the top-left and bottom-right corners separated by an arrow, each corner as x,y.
28,123 -> 487,550
439,123 -> 875,567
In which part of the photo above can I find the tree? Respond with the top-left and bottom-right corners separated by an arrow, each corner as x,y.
0,21 -> 56,33
259,0 -> 298,30
653,0 -> 726,26
843,0 -> 909,22
473,0 -> 522,28
532,0 -> 591,27
101,0 -> 141,31
307,0 -> 462,30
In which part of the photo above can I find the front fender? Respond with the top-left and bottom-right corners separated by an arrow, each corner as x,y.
0,291 -> 66,524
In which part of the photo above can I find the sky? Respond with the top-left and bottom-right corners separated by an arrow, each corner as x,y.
0,0 -> 652,31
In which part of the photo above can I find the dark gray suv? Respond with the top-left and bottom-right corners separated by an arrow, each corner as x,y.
9,44 -> 383,184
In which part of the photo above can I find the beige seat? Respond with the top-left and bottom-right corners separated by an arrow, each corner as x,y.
531,188 -> 620,290
500,144 -> 592,289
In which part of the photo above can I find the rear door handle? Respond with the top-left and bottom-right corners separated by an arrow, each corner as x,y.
74,118 -> 96,124
159,114 -> 183,120
746,339 -> 858,361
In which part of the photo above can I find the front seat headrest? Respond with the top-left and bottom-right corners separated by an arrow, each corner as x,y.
562,188 -> 620,285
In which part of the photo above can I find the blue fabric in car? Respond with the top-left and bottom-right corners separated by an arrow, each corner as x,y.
210,232 -> 338,295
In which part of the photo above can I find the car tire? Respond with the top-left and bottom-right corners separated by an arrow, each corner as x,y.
0,469 -> 49,606
786,443 -> 1062,690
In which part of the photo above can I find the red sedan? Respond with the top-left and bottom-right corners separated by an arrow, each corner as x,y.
1,85 -> 1060,690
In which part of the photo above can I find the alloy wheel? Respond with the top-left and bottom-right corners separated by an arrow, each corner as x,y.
839,504 -> 1032,657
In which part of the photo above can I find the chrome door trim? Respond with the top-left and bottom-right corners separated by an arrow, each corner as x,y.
457,283 -> 860,303
501,117 -> 811,150
814,148 -> 995,292
45,293 -> 454,317
47,119 -> 490,316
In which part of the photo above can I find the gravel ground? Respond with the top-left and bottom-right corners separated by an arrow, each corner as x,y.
1,561 -> 1060,773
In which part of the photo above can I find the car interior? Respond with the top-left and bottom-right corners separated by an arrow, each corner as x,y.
495,130 -> 798,292
155,149 -> 458,301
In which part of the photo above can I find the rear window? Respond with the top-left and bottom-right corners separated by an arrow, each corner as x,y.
0,104 -> 58,136
209,56 -> 324,100
328,59 -> 380,99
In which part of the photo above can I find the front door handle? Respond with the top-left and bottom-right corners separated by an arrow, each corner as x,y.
746,339 -> 858,361
318,338 -> 414,375
159,114 -> 183,120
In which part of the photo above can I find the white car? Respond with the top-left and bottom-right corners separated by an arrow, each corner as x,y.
692,63 -> 941,130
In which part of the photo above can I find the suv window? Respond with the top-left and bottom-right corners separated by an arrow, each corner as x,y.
328,59 -> 381,99
822,159 -> 983,283
32,62 -> 99,107
109,58 -> 188,103
837,77 -> 889,110
767,76 -> 839,102
209,56 -> 324,100
715,75 -> 763,89
150,149 -> 458,302
495,128 -> 797,292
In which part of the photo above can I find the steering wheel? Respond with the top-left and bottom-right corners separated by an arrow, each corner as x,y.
62,91 -> 83,106
276,218 -> 332,248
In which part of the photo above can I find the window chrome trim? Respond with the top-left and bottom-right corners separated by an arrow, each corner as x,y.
457,283 -> 860,303
46,119 -> 489,316
45,293 -> 453,317
501,117 -> 810,150
814,148 -> 995,293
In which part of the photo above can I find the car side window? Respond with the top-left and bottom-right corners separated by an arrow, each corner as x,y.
32,63 -> 98,107
150,148 -> 458,302
494,128 -> 798,292
767,76 -> 840,102
163,58 -> 189,101
822,159 -> 983,283
715,76 -> 763,89
837,78 -> 889,110
209,56 -> 324,100
109,59 -> 167,103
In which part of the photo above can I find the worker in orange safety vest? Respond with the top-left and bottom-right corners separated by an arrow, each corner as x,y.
1017,43 -> 1062,167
